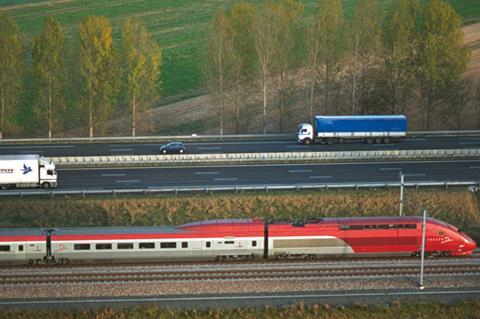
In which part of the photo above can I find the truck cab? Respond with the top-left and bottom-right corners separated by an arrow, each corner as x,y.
39,157 -> 57,189
297,123 -> 314,144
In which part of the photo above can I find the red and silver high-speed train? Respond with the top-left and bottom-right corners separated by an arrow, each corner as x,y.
0,216 -> 476,264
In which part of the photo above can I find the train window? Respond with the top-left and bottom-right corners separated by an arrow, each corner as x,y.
160,242 -> 177,249
74,244 -> 90,251
139,242 -> 155,249
0,245 -> 10,252
95,243 -> 112,250
225,241 -> 234,244
182,242 -> 188,248
252,241 -> 257,247
19,245 -> 24,252
206,241 -> 211,248
117,243 -> 134,250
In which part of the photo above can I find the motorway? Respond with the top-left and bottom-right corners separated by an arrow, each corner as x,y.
1,135 -> 480,157
54,160 -> 480,190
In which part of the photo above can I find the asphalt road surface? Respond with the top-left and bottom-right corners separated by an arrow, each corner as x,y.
1,135 -> 480,157
52,160 -> 480,190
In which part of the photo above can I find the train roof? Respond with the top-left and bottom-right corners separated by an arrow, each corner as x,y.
178,218 -> 264,230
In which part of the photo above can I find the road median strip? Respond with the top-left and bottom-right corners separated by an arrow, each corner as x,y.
51,148 -> 480,168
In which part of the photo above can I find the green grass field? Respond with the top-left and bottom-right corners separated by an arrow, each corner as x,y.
1,0 -> 477,100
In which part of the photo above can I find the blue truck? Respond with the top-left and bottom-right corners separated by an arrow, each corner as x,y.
297,115 -> 408,145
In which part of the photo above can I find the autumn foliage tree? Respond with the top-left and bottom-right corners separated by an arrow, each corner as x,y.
79,16 -> 118,138
307,0 -> 343,117
417,0 -> 469,130
0,14 -> 22,139
32,16 -> 65,139
203,8 -> 236,136
121,18 -> 161,136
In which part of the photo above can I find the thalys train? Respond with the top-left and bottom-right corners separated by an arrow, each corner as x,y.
0,216 -> 476,264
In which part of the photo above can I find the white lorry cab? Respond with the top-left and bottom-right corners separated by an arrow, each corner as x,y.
0,155 -> 58,190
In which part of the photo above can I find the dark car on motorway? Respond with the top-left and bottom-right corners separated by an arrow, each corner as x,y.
160,142 -> 186,154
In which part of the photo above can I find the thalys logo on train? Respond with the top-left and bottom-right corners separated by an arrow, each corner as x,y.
21,163 -> 32,175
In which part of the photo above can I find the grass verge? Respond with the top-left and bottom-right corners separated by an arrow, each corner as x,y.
1,188 -> 479,241
1,301 -> 480,318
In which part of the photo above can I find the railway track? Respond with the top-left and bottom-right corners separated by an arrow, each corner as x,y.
1,256 -> 479,286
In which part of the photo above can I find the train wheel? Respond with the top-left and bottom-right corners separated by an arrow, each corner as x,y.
374,137 -> 383,144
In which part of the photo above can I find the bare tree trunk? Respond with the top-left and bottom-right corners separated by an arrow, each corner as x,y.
309,53 -> 318,119
262,71 -> 267,135
279,73 -> 285,133
351,35 -> 359,114
235,86 -> 240,134
0,88 -> 4,140
324,63 -> 330,114
48,77 -> 52,140
89,81 -> 93,139
132,94 -> 136,137
424,88 -> 432,131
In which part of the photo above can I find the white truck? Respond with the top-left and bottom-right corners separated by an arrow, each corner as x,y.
0,155 -> 58,190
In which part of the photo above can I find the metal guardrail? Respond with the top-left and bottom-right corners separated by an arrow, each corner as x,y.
0,181 -> 477,198
52,148 -> 480,168
1,130 -> 480,144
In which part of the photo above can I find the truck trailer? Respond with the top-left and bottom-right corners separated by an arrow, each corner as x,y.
297,115 -> 407,145
0,155 -> 57,190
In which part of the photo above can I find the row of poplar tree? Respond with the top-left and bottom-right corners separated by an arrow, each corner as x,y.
0,14 -> 161,139
203,0 -> 473,134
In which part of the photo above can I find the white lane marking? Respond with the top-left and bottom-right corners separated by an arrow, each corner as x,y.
286,145 -> 308,148
102,174 -> 126,177
403,174 -> 426,177
214,178 -> 238,181
288,169 -> 312,173
195,171 -> 219,175
469,166 -> 480,169
309,176 -> 332,179
115,180 -> 140,183
459,142 -> 480,145
109,148 -> 133,152
379,168 -> 402,171
1,290 -> 479,306
0,145 -> 74,149
198,147 -> 221,150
